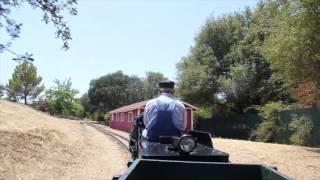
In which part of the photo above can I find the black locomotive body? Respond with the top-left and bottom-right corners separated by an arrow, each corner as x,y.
134,131 -> 229,162
113,115 -> 292,180
128,114 -> 229,163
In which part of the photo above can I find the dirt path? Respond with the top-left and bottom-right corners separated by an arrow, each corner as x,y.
214,138 -> 320,180
0,101 -> 130,180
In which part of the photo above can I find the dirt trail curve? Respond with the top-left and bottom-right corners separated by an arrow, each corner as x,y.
0,100 -> 130,180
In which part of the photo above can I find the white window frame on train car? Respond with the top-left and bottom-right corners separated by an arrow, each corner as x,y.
120,112 -> 124,122
128,112 -> 133,122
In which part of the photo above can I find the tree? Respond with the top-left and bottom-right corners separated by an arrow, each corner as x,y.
0,0 -> 78,59
176,10 -> 254,108
176,45 -> 219,105
7,60 -> 44,104
218,2 -> 291,112
46,78 -> 83,116
262,0 -> 320,85
125,75 -> 144,105
0,84 -> 5,98
176,2 -> 292,115
220,63 -> 257,113
143,72 -> 167,99
88,71 -> 145,112
80,93 -> 89,116
175,10 -> 247,109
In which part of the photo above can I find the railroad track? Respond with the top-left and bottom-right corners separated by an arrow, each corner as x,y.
86,122 -> 130,151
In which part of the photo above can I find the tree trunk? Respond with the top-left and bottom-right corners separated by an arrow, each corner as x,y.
24,95 -> 27,105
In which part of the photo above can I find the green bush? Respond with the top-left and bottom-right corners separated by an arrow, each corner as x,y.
97,112 -> 105,121
289,115 -> 313,146
89,111 -> 109,123
46,79 -> 85,118
0,84 -> 4,98
70,100 -> 84,117
194,106 -> 213,119
193,106 -> 213,129
251,102 -> 288,142
104,114 -> 110,125
88,112 -> 98,121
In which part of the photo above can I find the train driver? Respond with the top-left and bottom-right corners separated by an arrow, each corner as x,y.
142,80 -> 187,142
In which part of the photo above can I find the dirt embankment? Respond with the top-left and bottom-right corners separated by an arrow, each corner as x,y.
0,100 -> 129,180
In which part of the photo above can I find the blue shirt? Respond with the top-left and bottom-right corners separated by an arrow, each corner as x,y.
142,93 -> 187,137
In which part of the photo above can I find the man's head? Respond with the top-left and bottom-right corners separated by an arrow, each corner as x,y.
158,80 -> 175,94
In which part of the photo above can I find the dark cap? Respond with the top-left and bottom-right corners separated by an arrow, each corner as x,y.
158,80 -> 175,89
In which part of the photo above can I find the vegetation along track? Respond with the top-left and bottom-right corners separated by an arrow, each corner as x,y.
86,122 -> 130,151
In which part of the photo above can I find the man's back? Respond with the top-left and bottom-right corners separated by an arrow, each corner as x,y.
143,93 -> 187,141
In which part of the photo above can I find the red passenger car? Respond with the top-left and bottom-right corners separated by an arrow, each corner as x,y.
109,100 -> 197,132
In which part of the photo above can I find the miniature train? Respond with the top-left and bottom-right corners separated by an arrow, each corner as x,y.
112,116 -> 292,180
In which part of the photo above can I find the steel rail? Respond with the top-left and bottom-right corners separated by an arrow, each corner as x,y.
86,122 -> 130,151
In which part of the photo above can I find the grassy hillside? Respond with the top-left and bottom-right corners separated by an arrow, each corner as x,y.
0,100 -> 129,180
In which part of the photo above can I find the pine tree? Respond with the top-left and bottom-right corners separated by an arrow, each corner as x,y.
7,61 -> 44,104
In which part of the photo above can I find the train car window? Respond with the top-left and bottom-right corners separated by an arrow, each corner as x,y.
120,112 -> 124,122
128,112 -> 133,122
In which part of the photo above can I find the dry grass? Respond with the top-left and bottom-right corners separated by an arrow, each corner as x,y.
0,100 -> 129,180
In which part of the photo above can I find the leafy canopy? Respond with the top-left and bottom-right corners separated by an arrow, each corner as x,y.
46,78 -> 83,116
88,71 -> 145,112
262,0 -> 320,85
176,4 -> 290,114
88,71 -> 168,113
143,72 -> 167,99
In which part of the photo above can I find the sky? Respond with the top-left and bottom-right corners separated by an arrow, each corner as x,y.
0,0 -> 259,95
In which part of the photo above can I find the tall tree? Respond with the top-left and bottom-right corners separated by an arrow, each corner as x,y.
7,60 -> 44,104
262,0 -> 320,85
143,72 -> 167,99
176,10 -> 252,108
176,45 -> 219,105
88,71 -> 144,112
176,3 -> 291,114
126,75 -> 145,104
218,0 -> 291,112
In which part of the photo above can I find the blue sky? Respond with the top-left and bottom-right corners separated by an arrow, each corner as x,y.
0,0 -> 259,95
